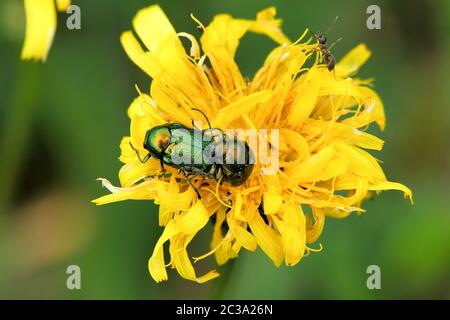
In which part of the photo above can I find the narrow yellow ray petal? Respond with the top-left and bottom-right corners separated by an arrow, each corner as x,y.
249,7 -> 291,45
92,179 -> 157,205
133,5 -> 179,53
227,214 -> 258,251
263,192 -> 284,215
289,145 -> 336,183
171,235 -> 220,283
21,0 -> 57,61
120,31 -> 158,77
213,90 -> 272,128
335,43 -> 372,78
248,212 -> 284,266
273,202 -> 306,266
287,68 -> 321,129
55,0 -> 71,12
369,181 -> 413,203
148,222 -> 178,282
306,207 -> 325,243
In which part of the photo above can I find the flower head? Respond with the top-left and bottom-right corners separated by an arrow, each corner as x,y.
93,5 -> 412,283
21,0 -> 71,61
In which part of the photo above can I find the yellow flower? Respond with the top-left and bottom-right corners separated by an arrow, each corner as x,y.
93,5 -> 412,283
21,0 -> 71,61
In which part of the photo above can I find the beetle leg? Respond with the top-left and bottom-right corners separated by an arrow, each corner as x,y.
129,142 -> 150,163
141,154 -> 151,163
179,169 -> 202,199
156,170 -> 167,179
215,166 -> 224,184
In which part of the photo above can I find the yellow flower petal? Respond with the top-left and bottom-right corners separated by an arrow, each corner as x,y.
21,0 -> 70,61
128,93 -> 166,143
248,210 -> 283,266
369,181 -> 413,203
306,207 -> 325,243
355,86 -> 386,131
92,178 -> 157,205
273,202 -> 306,266
303,119 -> 385,150
250,7 -> 291,45
55,0 -> 70,11
118,137 -> 135,164
132,5 -> 179,53
287,68 -> 321,129
233,192 -> 246,221
335,43 -> 372,78
21,0 -> 57,61
289,145 -> 335,183
118,159 -> 158,188
125,5 -> 217,119
156,179 -> 196,214
148,222 -> 177,282
334,143 -> 386,183
200,7 -> 289,96
176,201 -> 210,234
213,90 -> 273,128
227,214 -> 257,251
148,201 -> 216,282
120,31 -> 158,78
263,192 -> 284,215
170,235 -> 220,283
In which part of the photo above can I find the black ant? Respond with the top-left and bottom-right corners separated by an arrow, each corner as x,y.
312,16 -> 341,72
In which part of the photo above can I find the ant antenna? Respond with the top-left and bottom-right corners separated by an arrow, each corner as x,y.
323,16 -> 339,35
191,108 -> 212,130
328,37 -> 343,51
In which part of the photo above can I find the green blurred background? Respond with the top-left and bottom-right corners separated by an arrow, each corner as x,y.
0,0 -> 449,299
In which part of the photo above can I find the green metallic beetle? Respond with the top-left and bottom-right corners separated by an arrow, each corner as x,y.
130,109 -> 254,197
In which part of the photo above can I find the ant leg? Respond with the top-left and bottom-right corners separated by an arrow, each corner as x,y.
129,142 -> 150,163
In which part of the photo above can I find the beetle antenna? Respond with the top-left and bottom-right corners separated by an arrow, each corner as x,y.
191,108 -> 212,130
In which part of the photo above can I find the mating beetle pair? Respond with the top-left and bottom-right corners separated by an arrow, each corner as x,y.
130,109 -> 254,197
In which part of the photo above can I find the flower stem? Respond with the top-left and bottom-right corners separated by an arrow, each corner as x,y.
0,62 -> 41,213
